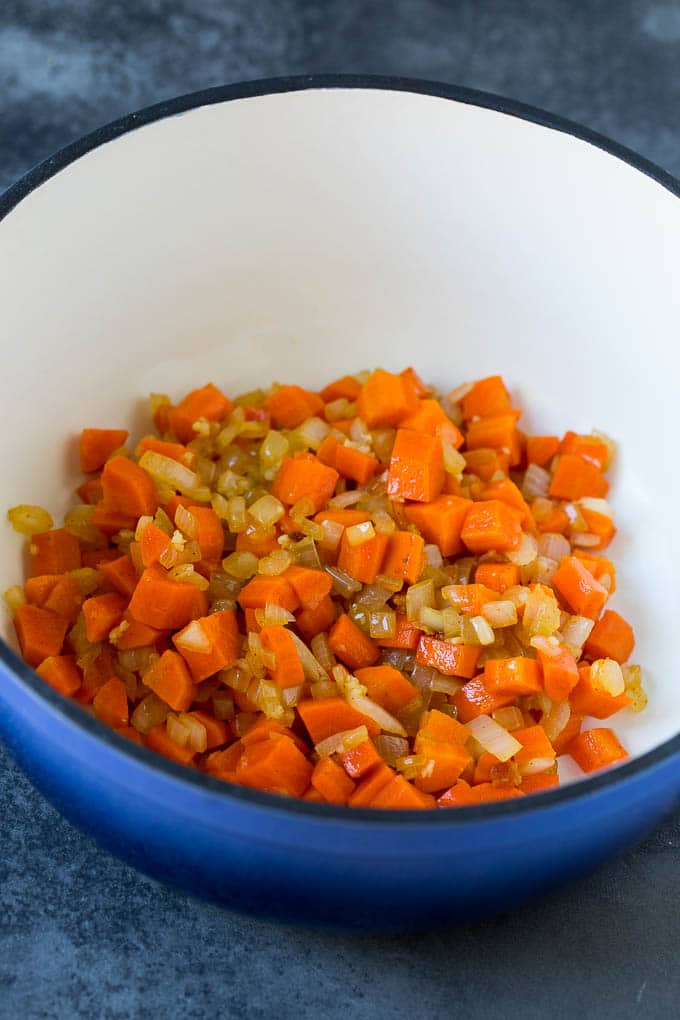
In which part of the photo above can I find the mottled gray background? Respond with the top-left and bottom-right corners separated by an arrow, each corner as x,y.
1,2 -> 679,1018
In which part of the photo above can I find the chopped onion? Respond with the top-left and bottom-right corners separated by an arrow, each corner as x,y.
355,583 -> 392,609
622,664 -> 647,713
131,694 -> 169,734
560,615 -> 594,658
522,463 -> 550,500
523,586 -> 560,637
406,578 -> 435,622
325,397 -> 356,422
492,706 -> 524,731
430,675 -> 462,695
7,503 -> 54,536
578,497 -> 613,519
465,715 -> 522,762
281,684 -> 304,708
380,649 -> 415,672
328,489 -> 363,509
288,631 -> 328,682
442,439 -> 465,478
315,725 -> 369,757
368,609 -> 397,640
591,428 -> 616,468
175,504 -> 199,539
310,680 -> 339,699
178,712 -> 208,752
325,565 -> 362,597
410,664 -> 437,691
441,607 -> 462,638
481,600 -> 518,628
590,658 -> 624,696
372,510 -> 397,534
520,757 -> 555,777
506,532 -> 538,566
347,691 -> 407,736
259,430 -> 290,469
446,381 -> 474,404
248,494 -> 285,528
419,606 -> 444,632
294,416 -> 330,450
349,418 -> 372,447
138,450 -> 202,496
254,603 -> 296,628
174,619 -> 211,654
212,692 -> 235,720
541,700 -> 571,743
166,714 -> 191,748
3,585 -> 26,615
258,549 -> 293,576
374,733 -> 409,766
310,633 -> 336,672
538,532 -> 570,561
346,521 -> 375,546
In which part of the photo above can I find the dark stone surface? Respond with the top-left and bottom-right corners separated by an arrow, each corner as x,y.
1,2 -> 679,1016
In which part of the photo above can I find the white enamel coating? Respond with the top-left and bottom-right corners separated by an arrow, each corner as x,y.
1,87 -> 679,770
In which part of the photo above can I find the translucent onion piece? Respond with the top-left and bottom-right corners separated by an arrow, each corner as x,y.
347,691 -> 407,736
7,504 -> 53,536
578,497 -> 613,519
325,565 -> 362,597
590,658 -> 625,696
481,600 -> 518,628
538,532 -> 571,562
315,725 -> 369,757
506,532 -> 538,566
166,714 -> 191,748
175,504 -> 199,539
254,603 -> 296,628
346,521 -> 375,547
178,712 -> 208,753
465,715 -> 522,762
406,579 -> 435,622
288,631 -> 328,682
310,633 -> 336,672
541,700 -> 571,743
248,494 -> 285,528
522,463 -> 550,500
374,733 -> 409,767
560,615 -> 594,658
138,450 -> 201,495
3,585 -> 26,615
492,706 -> 524,731
520,757 -> 556,777
294,416 -> 330,450
622,664 -> 647,713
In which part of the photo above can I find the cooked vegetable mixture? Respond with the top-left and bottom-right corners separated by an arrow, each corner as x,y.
5,370 -> 645,808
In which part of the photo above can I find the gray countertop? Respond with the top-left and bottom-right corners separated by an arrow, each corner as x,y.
1,2 -> 679,1016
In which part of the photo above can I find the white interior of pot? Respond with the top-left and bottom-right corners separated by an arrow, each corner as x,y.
1,87 -> 678,773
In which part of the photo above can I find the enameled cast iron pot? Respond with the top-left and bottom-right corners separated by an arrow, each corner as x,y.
1,77 -> 679,930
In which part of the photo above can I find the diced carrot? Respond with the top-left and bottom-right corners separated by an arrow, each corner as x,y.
416,637 -> 481,678
173,610 -> 240,682
569,665 -> 631,719
91,505 -> 138,537
511,725 -> 556,771
381,531 -> 425,585
400,399 -> 464,449
236,735 -> 313,797
400,366 -> 432,398
356,369 -> 419,428
574,551 -> 617,594
341,738 -> 383,779
164,494 -> 208,520
472,784 -> 524,803
549,454 -> 608,501
316,434 -> 339,470
76,478 -> 104,505
472,751 -> 501,784
168,383 -> 232,443
337,528 -> 388,584
466,411 -> 520,453
371,774 -> 434,809
92,677 -> 129,729
238,574 -> 300,613
461,500 -> 522,554
80,428 -> 129,473
377,613 -> 423,650
386,428 -> 444,503
297,697 -> 380,744
235,528 -> 280,557
98,555 -> 139,598
320,375 -> 361,403
328,613 -> 379,670
349,763 -> 395,806
552,712 -> 583,755
417,709 -> 469,746
567,727 -> 628,772
559,432 -> 609,471
127,564 -> 208,629
265,385 -> 324,428
437,779 -> 477,807
443,583 -> 498,616
40,575 -> 81,624
583,609 -> 634,664
536,506 -> 570,535
532,638 -> 579,702
452,677 -> 515,723
526,435 -> 559,467
239,717 -> 309,754
101,456 -> 158,518
295,595 -> 337,641
311,757 -> 355,804
259,625 -> 305,688
413,737 -> 472,793
30,529 -> 81,576
579,507 -> 616,550
24,574 -> 61,606
80,548 -> 120,568
144,649 -> 196,711
474,562 -> 520,593
355,665 -> 417,714
114,614 -> 166,650
136,435 -> 196,468
314,508 -> 371,527
463,448 -> 510,482
204,740 -> 243,775
283,566 -> 333,610
520,773 -> 560,795
146,723 -> 197,765
484,657 -> 543,696
36,655 -> 82,697
188,506 -> 224,562
461,375 -> 512,420
334,444 -> 379,485
481,477 -> 534,531
139,521 -> 171,567
187,710 -> 230,749
271,454 -> 339,511
15,604 -> 68,667
552,556 -> 608,619
82,592 -> 127,642
403,495 -> 472,556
